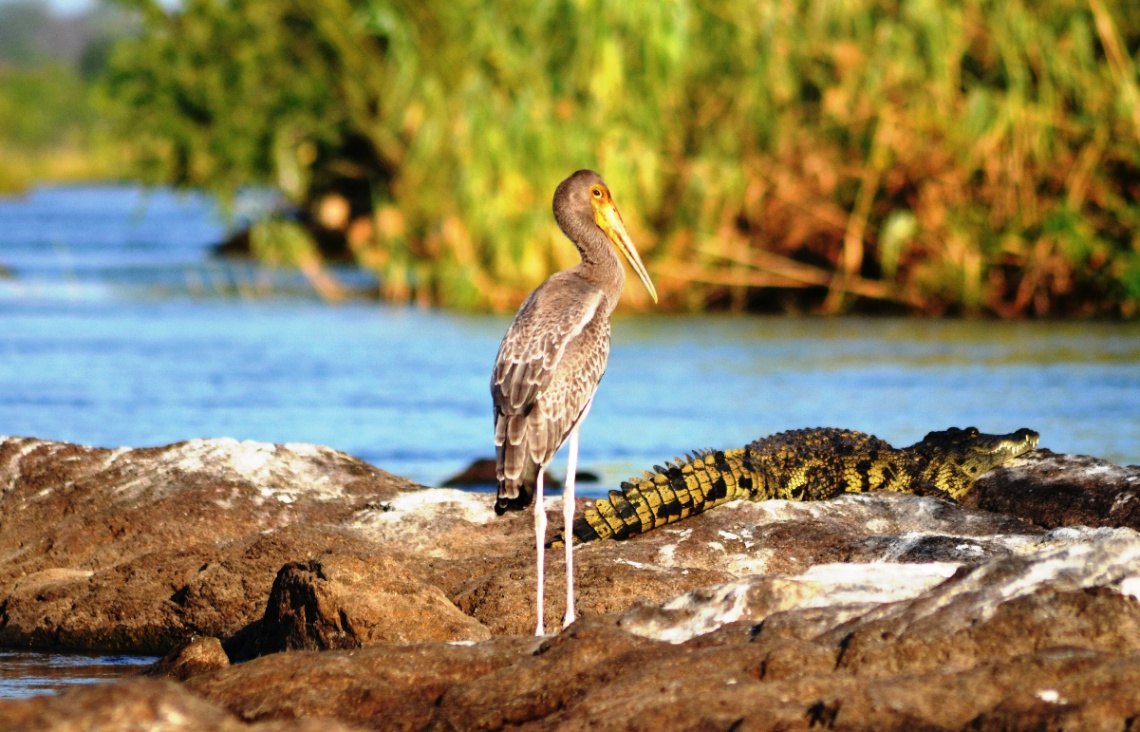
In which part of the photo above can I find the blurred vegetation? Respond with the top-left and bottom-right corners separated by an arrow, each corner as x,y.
35,1 -> 1140,315
0,1 -> 132,191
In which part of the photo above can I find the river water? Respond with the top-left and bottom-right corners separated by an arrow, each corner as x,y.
1,184 -> 1138,696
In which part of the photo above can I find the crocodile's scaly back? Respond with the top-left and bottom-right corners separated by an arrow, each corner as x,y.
568,448 -> 755,544
742,428 -> 918,499
551,426 -> 1039,547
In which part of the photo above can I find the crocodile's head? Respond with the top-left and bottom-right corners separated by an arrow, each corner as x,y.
912,426 -> 1040,500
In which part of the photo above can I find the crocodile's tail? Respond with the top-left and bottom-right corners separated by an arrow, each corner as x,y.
548,447 -> 756,547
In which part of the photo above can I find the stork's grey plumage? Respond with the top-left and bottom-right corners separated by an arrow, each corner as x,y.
491,169 -> 657,635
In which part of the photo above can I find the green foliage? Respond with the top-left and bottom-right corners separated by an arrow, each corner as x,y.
101,0 -> 373,201
101,0 -> 1140,316
0,64 -> 88,147
0,1 -> 134,191
0,63 -> 121,191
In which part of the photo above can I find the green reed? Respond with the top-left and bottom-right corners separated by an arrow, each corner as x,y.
103,0 -> 1140,316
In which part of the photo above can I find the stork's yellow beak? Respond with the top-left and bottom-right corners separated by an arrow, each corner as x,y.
591,188 -> 658,304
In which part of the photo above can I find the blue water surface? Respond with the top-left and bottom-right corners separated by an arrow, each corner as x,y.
0,651 -> 157,700
2,184 -> 1139,491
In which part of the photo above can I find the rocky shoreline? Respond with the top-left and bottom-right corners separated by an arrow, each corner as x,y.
1,436 -> 1139,730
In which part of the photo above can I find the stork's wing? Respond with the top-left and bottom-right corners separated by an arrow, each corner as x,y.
491,276 -> 606,419
492,275 -> 610,510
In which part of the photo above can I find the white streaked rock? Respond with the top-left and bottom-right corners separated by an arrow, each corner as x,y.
621,530 -> 1140,644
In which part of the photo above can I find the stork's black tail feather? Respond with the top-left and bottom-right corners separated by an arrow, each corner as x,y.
494,460 -> 539,514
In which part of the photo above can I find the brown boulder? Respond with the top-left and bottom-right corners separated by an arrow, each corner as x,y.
0,437 -> 417,652
0,436 -> 413,580
0,436 -> 1082,656
0,677 -> 347,731
144,635 -> 231,681
446,548 -> 738,636
442,535 -> 1140,731
0,523 -> 401,652
965,650 -> 1140,731
244,553 -> 490,658
186,637 -> 538,731
7,435 -> 1140,730
969,448 -> 1140,529
138,532 -> 1140,731
175,598 -> 1140,732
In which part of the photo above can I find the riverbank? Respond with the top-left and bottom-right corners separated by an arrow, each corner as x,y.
1,435 -> 1140,729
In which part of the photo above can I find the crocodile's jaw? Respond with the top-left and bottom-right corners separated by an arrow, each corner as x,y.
961,427 -> 1039,477
918,426 -> 1040,481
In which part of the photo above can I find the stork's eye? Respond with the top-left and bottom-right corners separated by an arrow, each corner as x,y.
591,187 -> 603,198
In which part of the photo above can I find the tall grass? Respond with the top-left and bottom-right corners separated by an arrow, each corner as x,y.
104,0 -> 1140,316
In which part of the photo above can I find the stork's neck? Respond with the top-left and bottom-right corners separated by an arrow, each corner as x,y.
575,240 -> 625,315
558,211 -> 625,315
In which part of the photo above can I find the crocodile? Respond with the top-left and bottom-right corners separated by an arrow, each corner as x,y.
550,426 -> 1039,547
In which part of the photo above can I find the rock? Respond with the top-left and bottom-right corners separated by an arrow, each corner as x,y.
186,637 -> 538,731
0,437 -> 416,651
6,435 -> 1140,730
0,436 -> 1086,652
0,677 -> 346,731
173,540 -> 1140,731
0,436 -> 412,570
965,650 -> 1140,731
0,520 -> 406,652
431,535 -> 1140,731
241,553 -> 490,658
969,449 -> 1140,530
613,527 -> 1140,643
144,636 -> 230,681
823,535 -> 1140,676
347,486 -> 506,557
413,491 -> 1047,636
447,549 -> 737,636
439,457 -> 499,487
